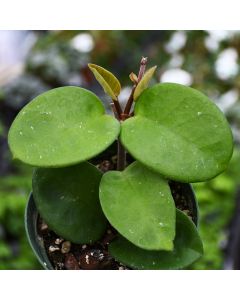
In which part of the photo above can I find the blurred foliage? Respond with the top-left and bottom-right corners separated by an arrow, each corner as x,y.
26,45 -> 85,86
0,120 -> 3,136
0,166 -> 41,269
1,30 -> 240,269
191,148 -> 240,269
2,75 -> 50,110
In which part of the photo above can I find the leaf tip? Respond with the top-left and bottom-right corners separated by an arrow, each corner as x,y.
133,65 -> 158,101
87,63 -> 121,100
152,65 -> 157,72
87,63 -> 94,69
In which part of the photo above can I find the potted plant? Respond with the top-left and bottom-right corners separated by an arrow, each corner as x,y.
8,57 -> 233,270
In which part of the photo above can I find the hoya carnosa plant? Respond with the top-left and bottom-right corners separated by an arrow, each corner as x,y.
8,57 -> 233,269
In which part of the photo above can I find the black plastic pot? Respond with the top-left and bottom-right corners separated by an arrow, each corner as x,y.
25,183 -> 199,270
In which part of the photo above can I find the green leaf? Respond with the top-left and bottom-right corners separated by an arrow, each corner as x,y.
32,162 -> 107,244
121,83 -> 233,182
109,209 -> 203,270
133,66 -> 157,100
88,64 -> 121,100
99,161 -> 176,251
8,86 -> 120,167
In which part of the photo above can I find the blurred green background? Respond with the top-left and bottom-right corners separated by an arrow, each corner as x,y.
0,30 -> 240,269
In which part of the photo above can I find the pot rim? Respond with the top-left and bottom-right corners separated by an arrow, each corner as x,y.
25,193 -> 54,270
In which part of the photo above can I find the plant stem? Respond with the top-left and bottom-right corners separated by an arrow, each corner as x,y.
112,98 -> 122,120
117,139 -> 126,171
123,56 -> 148,115
116,56 -> 148,171
123,85 -> 136,115
137,56 -> 148,81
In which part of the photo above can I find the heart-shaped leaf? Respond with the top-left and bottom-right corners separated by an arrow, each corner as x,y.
99,161 -> 176,251
8,86 -> 120,167
32,162 -> 107,244
133,66 -> 157,100
121,83 -> 233,182
88,64 -> 121,100
109,209 -> 203,270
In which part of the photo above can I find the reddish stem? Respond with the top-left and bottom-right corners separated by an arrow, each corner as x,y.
116,57 -> 148,171
123,87 -> 136,116
137,57 -> 148,82
123,56 -> 148,116
112,98 -> 122,120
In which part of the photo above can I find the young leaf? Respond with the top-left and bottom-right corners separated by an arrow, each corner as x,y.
129,72 -> 138,84
109,209 -> 204,270
133,66 -> 157,100
8,86 -> 120,167
121,83 -> 233,182
32,162 -> 107,244
99,161 -> 176,251
88,63 -> 121,100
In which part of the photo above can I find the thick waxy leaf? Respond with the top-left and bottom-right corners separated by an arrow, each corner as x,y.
109,209 -> 203,270
99,161 -> 176,251
121,83 -> 233,182
32,162 -> 107,244
133,66 -> 157,100
8,86 -> 120,167
88,64 -> 121,100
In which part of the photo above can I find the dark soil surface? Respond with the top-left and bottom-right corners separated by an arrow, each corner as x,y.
38,217 -> 129,270
37,150 -> 196,270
